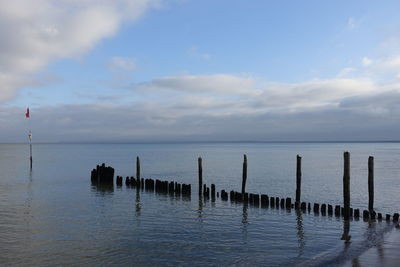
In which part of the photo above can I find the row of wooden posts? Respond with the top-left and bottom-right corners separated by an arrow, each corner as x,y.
116,175 -> 192,196
197,152 -> 399,223
91,153 -> 399,223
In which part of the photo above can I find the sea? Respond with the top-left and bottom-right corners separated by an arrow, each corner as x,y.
0,142 -> 399,266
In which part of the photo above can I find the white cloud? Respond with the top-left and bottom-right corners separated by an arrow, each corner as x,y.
379,55 -> 400,70
188,46 -> 210,60
0,0 -> 159,102
108,57 -> 136,72
139,74 -> 380,112
337,67 -> 357,77
362,57 -> 372,66
347,17 -> 356,30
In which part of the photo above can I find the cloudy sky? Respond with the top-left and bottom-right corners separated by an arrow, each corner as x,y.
2,0 -> 400,142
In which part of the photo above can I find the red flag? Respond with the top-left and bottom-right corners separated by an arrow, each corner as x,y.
25,108 -> 30,118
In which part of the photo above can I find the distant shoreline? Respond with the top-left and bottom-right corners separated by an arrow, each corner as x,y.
2,140 -> 400,145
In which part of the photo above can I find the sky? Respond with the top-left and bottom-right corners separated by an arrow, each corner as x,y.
1,0 -> 400,142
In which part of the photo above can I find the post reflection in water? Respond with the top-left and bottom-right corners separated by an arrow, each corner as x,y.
377,242 -> 384,264
295,209 -> 305,255
365,220 -> 385,263
29,167 -> 33,181
352,257 -> 361,267
197,195 -> 203,219
242,203 -> 248,225
135,190 -> 141,217
241,203 -> 248,242
91,181 -> 114,195
341,219 -> 351,248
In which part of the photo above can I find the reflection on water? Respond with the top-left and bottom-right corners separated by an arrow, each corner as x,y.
242,203 -> 248,225
135,190 -> 141,216
197,195 -> 203,219
1,142 -> 400,266
296,209 -> 305,256
91,181 -> 114,194
342,219 -> 351,244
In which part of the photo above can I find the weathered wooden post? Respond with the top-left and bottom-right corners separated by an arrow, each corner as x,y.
254,194 -> 260,206
285,197 -> 291,209
313,203 -> 320,214
328,204 -> 333,215
198,157 -> 203,196
280,198 -> 285,209
354,209 -> 360,219
363,210 -> 370,220
261,194 -> 268,207
335,205 -> 340,217
343,152 -> 350,220
296,155 -> 302,205
368,156 -> 374,211
136,156 -> 141,186
321,204 -> 326,214
241,154 -> 247,194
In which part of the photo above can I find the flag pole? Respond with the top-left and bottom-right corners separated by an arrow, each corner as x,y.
26,108 -> 32,169
29,133 -> 32,169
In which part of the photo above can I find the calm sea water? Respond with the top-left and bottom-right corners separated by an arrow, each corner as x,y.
0,142 -> 399,266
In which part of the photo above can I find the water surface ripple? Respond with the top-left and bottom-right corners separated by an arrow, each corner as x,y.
0,143 -> 399,266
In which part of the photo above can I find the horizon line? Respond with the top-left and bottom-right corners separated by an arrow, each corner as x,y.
2,140 -> 400,145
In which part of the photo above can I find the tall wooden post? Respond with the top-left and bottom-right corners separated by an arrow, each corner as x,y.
368,156 -> 374,211
198,157 -> 203,195
343,152 -> 350,220
296,155 -> 302,204
241,154 -> 247,194
136,156 -> 140,180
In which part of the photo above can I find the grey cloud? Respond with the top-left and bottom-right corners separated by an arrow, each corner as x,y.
2,88 -> 400,143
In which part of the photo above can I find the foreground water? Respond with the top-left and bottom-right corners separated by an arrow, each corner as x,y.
0,142 -> 399,266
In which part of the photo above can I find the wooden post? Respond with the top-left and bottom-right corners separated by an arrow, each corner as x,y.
313,203 -> 320,213
321,204 -> 326,214
136,156 -> 141,181
254,194 -> 260,206
241,154 -> 247,194
270,197 -> 275,207
261,194 -> 268,207
368,156 -> 374,211
343,152 -> 350,220
354,209 -> 360,218
328,204 -> 333,215
296,155 -> 302,204
363,210 -> 370,220
335,205 -> 340,216
285,197 -> 291,209
198,157 -> 203,196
